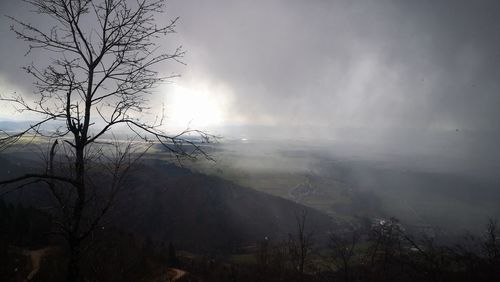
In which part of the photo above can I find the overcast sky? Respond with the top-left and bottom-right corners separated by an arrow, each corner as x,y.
1,0 -> 500,139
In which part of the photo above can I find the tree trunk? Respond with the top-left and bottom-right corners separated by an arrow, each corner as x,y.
66,144 -> 85,282
67,237 -> 82,282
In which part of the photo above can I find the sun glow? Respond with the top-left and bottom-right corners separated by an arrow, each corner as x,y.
163,80 -> 231,129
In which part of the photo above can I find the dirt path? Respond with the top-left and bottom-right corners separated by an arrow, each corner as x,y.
168,268 -> 187,281
9,245 -> 59,281
150,267 -> 188,282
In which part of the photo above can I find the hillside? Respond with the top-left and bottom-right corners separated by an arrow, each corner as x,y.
0,151 -> 337,252
117,158 -> 337,251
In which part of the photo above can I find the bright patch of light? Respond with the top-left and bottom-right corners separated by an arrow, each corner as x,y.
163,80 -> 231,129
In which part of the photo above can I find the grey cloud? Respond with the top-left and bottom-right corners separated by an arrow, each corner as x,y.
165,0 -> 500,132
1,0 -> 500,133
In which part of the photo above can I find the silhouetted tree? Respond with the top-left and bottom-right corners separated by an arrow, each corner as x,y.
0,1 -> 211,281
255,237 -> 271,275
167,242 -> 179,268
328,230 -> 360,282
482,219 -> 499,264
364,217 -> 405,281
287,209 -> 314,281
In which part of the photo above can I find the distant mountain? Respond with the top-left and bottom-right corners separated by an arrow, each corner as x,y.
0,120 -> 34,132
0,119 -> 66,133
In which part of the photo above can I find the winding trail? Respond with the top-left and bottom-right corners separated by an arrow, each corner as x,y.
150,267 -> 188,282
168,268 -> 187,281
9,245 -> 59,281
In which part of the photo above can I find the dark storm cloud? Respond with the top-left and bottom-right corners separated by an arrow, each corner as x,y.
1,0 -> 500,132
165,0 -> 500,131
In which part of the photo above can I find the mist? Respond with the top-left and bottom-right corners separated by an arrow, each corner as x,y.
167,0 -> 500,190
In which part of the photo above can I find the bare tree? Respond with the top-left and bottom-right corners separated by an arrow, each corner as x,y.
482,219 -> 499,262
365,217 -> 405,280
287,209 -> 314,281
328,230 -> 360,282
0,0 -> 211,281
